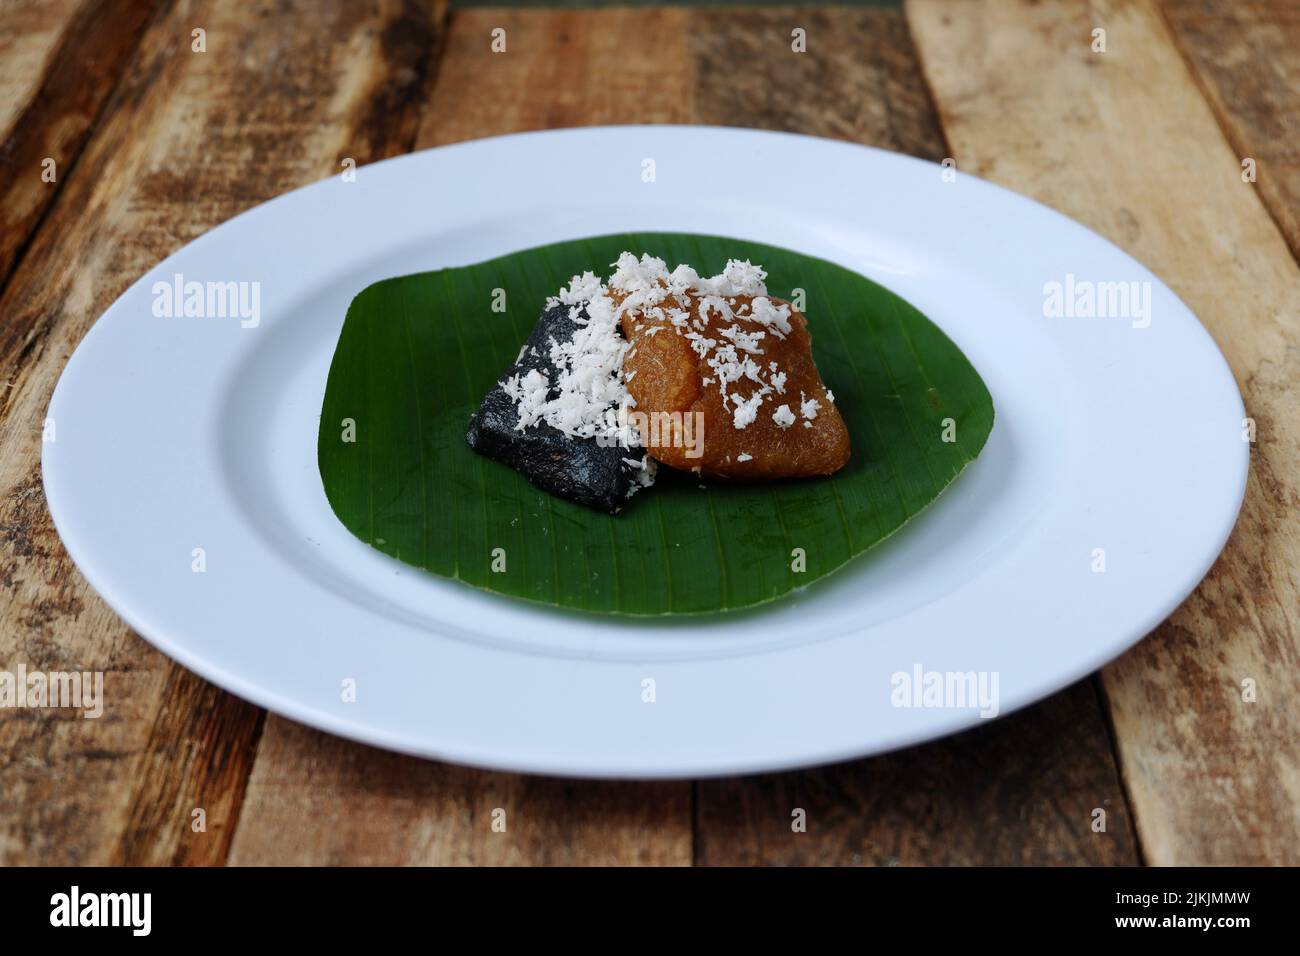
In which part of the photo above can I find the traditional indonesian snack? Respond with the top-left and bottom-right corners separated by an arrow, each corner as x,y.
466,253 -> 850,512
608,256 -> 849,479
465,300 -> 655,514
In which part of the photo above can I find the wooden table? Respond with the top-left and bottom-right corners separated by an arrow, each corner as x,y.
1,0 -> 1297,866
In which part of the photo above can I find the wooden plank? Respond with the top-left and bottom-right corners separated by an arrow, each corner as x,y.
0,0 -> 162,291
229,719 -> 690,866
1159,0 -> 1300,264
698,681 -> 1138,865
908,0 -> 1300,864
0,0 -> 448,866
110,670 -> 265,866
418,5 -> 948,160
416,5 -> 694,147
688,5 -> 948,162
0,0 -> 83,140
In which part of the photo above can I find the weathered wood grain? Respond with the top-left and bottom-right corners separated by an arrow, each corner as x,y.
908,0 -> 1300,864
416,5 -> 694,147
1159,0 -> 1300,264
0,0 -> 447,865
698,681 -> 1138,865
111,668 -> 264,866
229,719 -> 690,866
0,0 -> 83,139
418,6 -> 948,159
688,5 -> 948,162
0,0 -> 162,290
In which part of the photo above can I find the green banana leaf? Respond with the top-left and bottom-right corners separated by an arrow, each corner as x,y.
318,233 -> 993,616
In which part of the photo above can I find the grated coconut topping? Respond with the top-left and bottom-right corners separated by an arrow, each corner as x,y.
499,252 -> 809,492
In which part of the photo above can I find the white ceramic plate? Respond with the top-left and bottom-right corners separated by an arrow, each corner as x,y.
44,127 -> 1247,777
